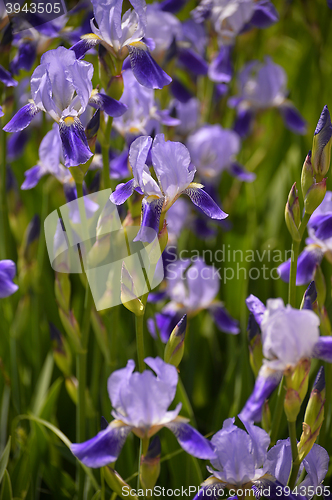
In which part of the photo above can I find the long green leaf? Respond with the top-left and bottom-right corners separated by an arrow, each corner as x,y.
0,469 -> 13,500
0,437 -> 11,484
18,415 -> 99,491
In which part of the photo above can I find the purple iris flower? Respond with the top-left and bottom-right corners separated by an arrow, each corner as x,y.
278,191 -> 332,286
0,260 -> 19,298
263,439 -> 329,499
113,69 -> 179,141
71,357 -> 216,466
145,3 -> 182,58
240,296 -> 332,422
0,65 -> 17,87
110,134 -> 227,243
192,0 -> 278,46
148,258 -> 239,342
193,421 -> 328,500
173,97 -> 200,137
187,124 -> 255,182
71,0 -> 171,89
21,124 -> 71,190
3,47 -> 126,167
229,57 -> 306,137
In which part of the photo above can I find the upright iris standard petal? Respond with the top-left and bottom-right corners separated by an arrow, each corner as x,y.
71,422 -> 132,467
239,366 -> 283,422
0,260 -> 19,298
152,134 -> 195,201
164,417 -> 216,460
3,103 -> 40,132
88,92 -> 128,117
134,196 -> 165,243
59,117 -> 93,168
128,42 -> 172,89
184,184 -> 228,219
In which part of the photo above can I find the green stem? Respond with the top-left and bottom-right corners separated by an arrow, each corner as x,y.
288,213 -> 311,307
101,117 -> 113,190
135,313 -> 145,374
0,124 -> 10,259
270,378 -> 286,446
137,438 -> 149,497
75,180 -> 94,500
288,420 -> 299,467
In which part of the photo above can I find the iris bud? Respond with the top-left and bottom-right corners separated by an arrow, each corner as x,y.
140,437 -> 161,496
164,315 -> 187,367
311,105 -> 332,180
298,367 -> 325,461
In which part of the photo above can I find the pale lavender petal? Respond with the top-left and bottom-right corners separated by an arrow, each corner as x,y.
107,359 -> 136,411
144,357 -> 178,393
165,418 -> 216,459
301,444 -> 329,495
71,423 -> 132,467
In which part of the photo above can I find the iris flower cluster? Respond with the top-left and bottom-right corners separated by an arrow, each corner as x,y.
1,0 -> 332,498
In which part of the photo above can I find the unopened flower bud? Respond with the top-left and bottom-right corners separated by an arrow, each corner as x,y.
55,272 -> 71,314
298,367 -> 325,461
140,436 -> 161,496
164,315 -> 187,367
121,262 -> 144,316
284,358 -> 311,422
91,309 -> 111,366
65,376 -> 95,418
301,152 -> 314,199
301,281 -> 317,311
312,105 -> 332,180
247,313 -> 263,377
262,401 -> 271,434
104,467 -> 138,500
58,309 -> 82,353
304,178 -> 326,215
285,183 -> 301,241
